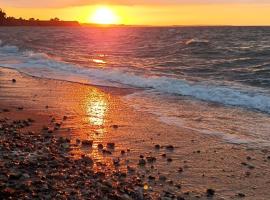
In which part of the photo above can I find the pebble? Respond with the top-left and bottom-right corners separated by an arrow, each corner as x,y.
155,144 -> 161,149
111,125 -> 118,129
159,175 -> 167,182
98,144 -> 104,150
121,150 -> 125,155
167,158 -> 173,162
146,156 -> 156,163
107,143 -> 115,149
12,79 -> 16,83
166,145 -> 174,151
237,193 -> 246,197
82,140 -> 93,146
138,159 -> 146,166
206,188 -> 215,197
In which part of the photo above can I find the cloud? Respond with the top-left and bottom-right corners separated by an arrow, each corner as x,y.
1,0 -> 270,8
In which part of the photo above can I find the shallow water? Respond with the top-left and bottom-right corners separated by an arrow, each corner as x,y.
0,26 -> 270,147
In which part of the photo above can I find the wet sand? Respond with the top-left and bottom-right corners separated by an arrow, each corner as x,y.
1,67 -> 270,200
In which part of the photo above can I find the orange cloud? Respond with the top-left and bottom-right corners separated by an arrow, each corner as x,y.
2,0 -> 270,8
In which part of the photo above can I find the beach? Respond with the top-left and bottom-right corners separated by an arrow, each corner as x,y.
1,66 -> 270,200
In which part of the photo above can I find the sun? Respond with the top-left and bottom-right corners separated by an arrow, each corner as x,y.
90,7 -> 119,25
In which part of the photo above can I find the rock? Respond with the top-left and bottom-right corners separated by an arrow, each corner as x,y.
162,153 -> 167,158
113,158 -> 120,166
138,159 -> 146,166
248,165 -> 255,169
82,140 -> 93,146
102,149 -> 112,155
12,79 -> 16,83
166,145 -> 174,151
81,156 -> 94,165
177,196 -> 185,200
121,150 -> 125,155
107,143 -> 115,149
167,158 -> 173,162
237,193 -> 246,197
98,144 -> 104,150
146,156 -> 156,163
159,175 -> 167,182
111,125 -> 119,129
246,156 -> 252,160
155,144 -> 161,149
127,166 -> 135,173
63,116 -> 68,120
148,175 -> 155,181
178,167 -> 183,173
206,188 -> 215,197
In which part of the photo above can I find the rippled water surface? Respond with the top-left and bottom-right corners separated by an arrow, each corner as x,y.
0,26 -> 270,146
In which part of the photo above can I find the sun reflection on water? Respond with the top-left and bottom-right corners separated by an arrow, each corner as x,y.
86,89 -> 108,127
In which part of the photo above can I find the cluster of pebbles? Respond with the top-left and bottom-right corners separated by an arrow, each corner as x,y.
0,117 -> 154,200
0,112 -> 205,200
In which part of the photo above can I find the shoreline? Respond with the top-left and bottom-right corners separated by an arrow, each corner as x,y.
1,67 -> 270,199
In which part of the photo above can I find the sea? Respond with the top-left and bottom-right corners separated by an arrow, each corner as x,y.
0,26 -> 270,147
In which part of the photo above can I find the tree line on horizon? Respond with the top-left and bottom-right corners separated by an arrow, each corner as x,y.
0,8 -> 79,26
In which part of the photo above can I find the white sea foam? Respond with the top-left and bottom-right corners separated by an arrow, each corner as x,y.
0,43 -> 270,114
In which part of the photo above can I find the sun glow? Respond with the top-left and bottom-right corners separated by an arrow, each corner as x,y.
90,7 -> 119,24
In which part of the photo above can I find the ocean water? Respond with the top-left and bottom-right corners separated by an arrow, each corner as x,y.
0,26 -> 270,146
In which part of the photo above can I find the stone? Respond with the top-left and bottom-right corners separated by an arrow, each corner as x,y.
138,159 -> 146,166
206,188 -> 215,197
237,193 -> 246,197
166,145 -> 174,151
107,143 -> 115,149
82,140 -> 93,146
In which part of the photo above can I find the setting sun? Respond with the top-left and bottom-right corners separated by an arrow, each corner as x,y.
90,7 -> 119,25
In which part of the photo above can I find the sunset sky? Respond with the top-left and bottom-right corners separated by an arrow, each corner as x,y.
1,0 -> 270,25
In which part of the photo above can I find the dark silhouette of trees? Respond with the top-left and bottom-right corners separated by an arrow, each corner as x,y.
0,9 -> 7,24
0,8 -> 79,26
50,17 -> 60,21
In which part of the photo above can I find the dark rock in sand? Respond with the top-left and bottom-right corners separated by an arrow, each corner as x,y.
146,156 -> 156,163
167,158 -> 173,162
155,144 -> 161,149
12,79 -> 16,83
98,144 -> 104,150
166,145 -> 174,151
102,149 -> 112,155
138,159 -> 146,166
148,175 -> 155,181
206,188 -> 215,197
111,125 -> 119,129
162,153 -> 167,158
121,150 -> 125,155
159,175 -> 167,182
177,196 -> 185,200
107,143 -> 115,149
237,193 -> 246,197
178,167 -> 183,173
82,140 -> 93,146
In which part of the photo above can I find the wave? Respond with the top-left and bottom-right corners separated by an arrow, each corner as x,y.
0,43 -> 270,113
185,38 -> 209,45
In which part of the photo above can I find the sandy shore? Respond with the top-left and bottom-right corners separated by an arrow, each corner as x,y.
1,67 -> 270,200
